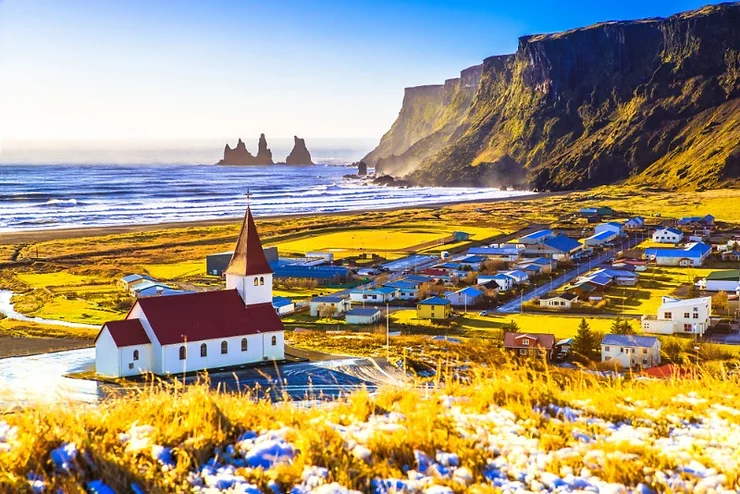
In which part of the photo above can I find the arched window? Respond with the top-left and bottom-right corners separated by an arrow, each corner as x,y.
271,335 -> 277,346
259,276 -> 265,286
133,350 -> 139,361
241,338 -> 248,352
254,277 -> 259,286
221,340 -> 228,354
179,346 -> 187,360
200,343 -> 207,357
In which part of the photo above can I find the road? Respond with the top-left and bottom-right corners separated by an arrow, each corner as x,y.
496,235 -> 643,314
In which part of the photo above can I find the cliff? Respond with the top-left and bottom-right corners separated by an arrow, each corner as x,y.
284,136 -> 314,165
255,133 -> 274,165
366,3 -> 740,190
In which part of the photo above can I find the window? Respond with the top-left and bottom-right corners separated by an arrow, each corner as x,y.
254,278 -> 259,286
129,363 -> 134,369
693,313 -> 699,319
260,276 -> 265,286
133,350 -> 139,361
642,359 -> 648,365
684,313 -> 690,319
605,346 -> 610,352
684,324 -> 692,332
620,347 -> 624,353
241,338 -> 248,352
200,343 -> 207,357
664,312 -> 672,319
643,349 -> 648,354
519,349 -> 528,355
523,339 -> 530,346
271,335 -> 277,346
221,341 -> 228,354
179,346 -> 186,360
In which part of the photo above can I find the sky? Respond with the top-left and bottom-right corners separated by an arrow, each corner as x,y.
0,0 -> 722,142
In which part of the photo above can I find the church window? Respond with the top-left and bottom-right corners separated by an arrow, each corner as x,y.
179,346 -> 187,360
254,278 -> 259,286
271,335 -> 277,346
260,276 -> 264,285
200,343 -> 207,357
133,350 -> 139,361
241,338 -> 248,352
221,340 -> 228,354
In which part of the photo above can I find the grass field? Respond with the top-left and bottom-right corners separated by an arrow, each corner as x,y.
144,261 -> 204,280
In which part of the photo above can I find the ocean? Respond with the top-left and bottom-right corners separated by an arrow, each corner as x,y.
0,140 -> 533,232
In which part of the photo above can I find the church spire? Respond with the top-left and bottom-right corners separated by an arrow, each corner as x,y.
225,206 -> 272,276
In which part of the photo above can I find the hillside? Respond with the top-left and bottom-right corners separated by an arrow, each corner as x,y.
364,3 -> 740,190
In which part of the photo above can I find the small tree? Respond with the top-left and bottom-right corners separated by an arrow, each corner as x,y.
610,317 -> 635,335
317,303 -> 336,319
481,259 -> 507,273
502,319 -> 519,332
463,271 -> 477,286
571,318 -> 596,362
713,291 -> 729,315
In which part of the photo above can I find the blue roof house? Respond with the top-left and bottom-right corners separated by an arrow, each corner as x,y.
349,286 -> 398,303
644,242 -> 711,267
445,286 -> 484,307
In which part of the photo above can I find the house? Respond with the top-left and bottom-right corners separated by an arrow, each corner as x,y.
345,308 -> 382,325
721,251 -> 740,262
570,281 -> 598,297
206,247 -> 278,276
134,285 -> 189,299
310,296 -> 351,317
698,270 -> 740,292
518,229 -> 555,245
578,272 -> 613,291
405,274 -> 432,284
624,217 -> 645,230
349,286 -> 398,303
579,206 -> 615,217
445,286 -> 484,307
601,334 -> 660,369
452,231 -> 471,241
644,242 -> 711,267
467,246 -> 522,262
130,280 -> 174,297
96,207 -> 284,378
516,263 -> 543,276
584,230 -> 618,247
272,296 -> 295,316
652,227 -> 684,244
503,332 -> 556,360
384,280 -> 420,300
595,221 -> 624,236
641,296 -> 712,336
459,255 -> 486,271
526,257 -> 557,274
591,268 -> 639,286
677,214 -> 715,228
306,251 -> 334,263
503,269 -> 529,285
270,264 -> 350,285
478,273 -> 515,291
417,297 -> 452,319
120,274 -> 152,290
539,293 -> 578,310
524,235 -> 582,262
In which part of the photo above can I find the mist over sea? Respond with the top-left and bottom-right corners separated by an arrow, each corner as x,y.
0,139 -> 533,232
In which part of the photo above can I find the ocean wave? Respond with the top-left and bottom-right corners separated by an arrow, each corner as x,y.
44,198 -> 78,207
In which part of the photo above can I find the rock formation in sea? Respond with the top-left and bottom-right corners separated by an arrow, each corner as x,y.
284,136 -> 314,165
357,161 -> 368,176
255,134 -> 274,165
363,3 -> 740,191
218,139 -> 257,166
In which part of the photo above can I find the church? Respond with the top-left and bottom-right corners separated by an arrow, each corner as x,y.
95,207 -> 285,377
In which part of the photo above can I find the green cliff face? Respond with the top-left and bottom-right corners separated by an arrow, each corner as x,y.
366,3 -> 740,190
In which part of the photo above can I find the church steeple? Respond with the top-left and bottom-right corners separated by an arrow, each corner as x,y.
226,207 -> 272,276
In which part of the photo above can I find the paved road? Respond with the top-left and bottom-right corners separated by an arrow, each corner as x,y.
496,235 -> 642,314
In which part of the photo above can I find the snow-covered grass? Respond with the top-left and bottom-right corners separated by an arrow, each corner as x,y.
1,365 -> 740,492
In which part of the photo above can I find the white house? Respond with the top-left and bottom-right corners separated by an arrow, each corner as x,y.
120,274 -> 152,291
518,229 -> 555,245
601,334 -> 661,369
523,235 -> 583,262
644,242 -> 711,267
96,207 -> 284,378
479,273 -> 515,291
349,286 -> 398,303
467,245 -> 522,263
503,269 -> 529,285
641,296 -> 712,336
345,308 -> 382,325
538,293 -> 578,310
595,221 -> 624,236
310,296 -> 351,317
698,270 -> 740,293
652,227 -> 684,244
272,296 -> 295,316
584,230 -> 618,247
445,286 -> 484,307
384,280 -> 421,300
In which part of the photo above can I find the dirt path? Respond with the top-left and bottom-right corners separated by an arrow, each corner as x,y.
0,336 -> 92,359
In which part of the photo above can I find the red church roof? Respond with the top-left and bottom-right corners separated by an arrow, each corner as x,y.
225,207 -> 272,276
135,289 -> 283,345
98,319 -> 151,347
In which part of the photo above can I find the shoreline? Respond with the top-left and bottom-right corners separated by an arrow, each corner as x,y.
0,191 -> 562,244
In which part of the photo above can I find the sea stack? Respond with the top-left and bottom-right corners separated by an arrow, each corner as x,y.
255,133 -> 274,165
357,161 -> 368,176
218,138 -> 257,165
285,136 -> 314,165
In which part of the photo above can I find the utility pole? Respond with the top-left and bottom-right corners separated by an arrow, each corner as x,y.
386,302 -> 390,359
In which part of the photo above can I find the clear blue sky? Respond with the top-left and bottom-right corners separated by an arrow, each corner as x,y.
0,0 -> 719,140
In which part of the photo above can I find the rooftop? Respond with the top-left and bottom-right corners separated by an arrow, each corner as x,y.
543,235 -> 582,253
706,269 -> 740,281
601,334 -> 659,348
98,319 -> 151,347
346,308 -> 381,317
418,296 -> 451,306
312,296 -> 345,303
226,207 -> 273,277
519,229 -> 553,241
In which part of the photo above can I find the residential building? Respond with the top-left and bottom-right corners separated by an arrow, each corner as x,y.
120,274 -> 152,290
384,280 -> 420,300
579,206 -> 615,217
595,222 -> 624,236
518,229 -> 555,245
134,285 -> 189,299
538,293 -> 578,310
417,297 -> 452,320
677,214 -> 715,228
601,334 -> 660,369
452,231 -> 471,241
517,263 -> 543,276
345,308 -> 382,325
641,296 -> 711,336
270,264 -> 350,285
272,296 -> 295,316
652,228 -> 684,244
130,281 -> 174,298
467,246 -> 522,262
524,235 -> 583,262
721,251 -> 740,262
584,230 -> 618,247
503,332 -> 556,360
698,270 -> 740,292
525,257 -> 557,273
478,273 -> 515,291
96,207 -> 284,378
349,286 -> 398,303
644,242 -> 711,267
309,296 -> 351,317
445,286 -> 484,307
459,255 -> 486,271
591,268 -> 639,286
503,269 -> 529,285
624,217 -> 645,230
